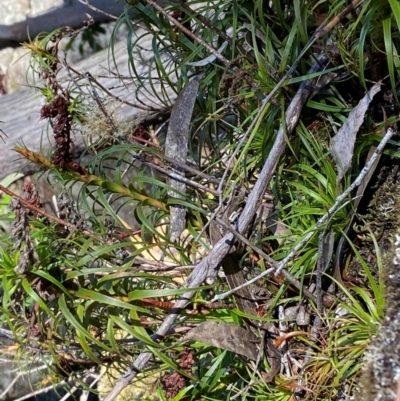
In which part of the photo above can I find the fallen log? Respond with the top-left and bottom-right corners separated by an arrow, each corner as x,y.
0,0 -> 126,48
0,27 -> 175,182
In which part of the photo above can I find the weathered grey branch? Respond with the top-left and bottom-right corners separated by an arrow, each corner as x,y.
166,75 -> 202,242
102,52 -> 335,401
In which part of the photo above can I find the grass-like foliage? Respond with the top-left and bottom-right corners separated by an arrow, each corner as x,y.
0,0 -> 400,400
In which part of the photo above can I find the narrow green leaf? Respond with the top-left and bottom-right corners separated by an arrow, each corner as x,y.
58,294 -> 113,352
32,270 -> 74,301
0,173 -> 24,187
109,314 -> 157,347
22,279 -> 54,317
383,18 -> 397,96
128,287 -> 207,301
76,304 -> 102,364
76,242 -> 134,267
107,314 -> 119,353
74,288 -> 148,313
389,0 -> 400,32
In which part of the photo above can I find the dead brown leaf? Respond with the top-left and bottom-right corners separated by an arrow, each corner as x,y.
183,321 -> 259,360
330,82 -> 382,187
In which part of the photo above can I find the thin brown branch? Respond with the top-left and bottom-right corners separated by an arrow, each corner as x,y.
0,184 -> 80,230
84,72 -> 118,131
67,64 -> 160,112
95,263 -> 196,274
169,0 -> 256,64
133,145 -> 221,185
144,0 -> 232,68
0,121 -> 6,143
77,0 -> 119,20
214,216 -> 317,303
139,155 -> 219,196
315,0 -> 364,39
214,216 -> 277,267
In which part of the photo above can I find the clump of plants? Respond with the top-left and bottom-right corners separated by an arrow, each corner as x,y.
1,1 -> 400,400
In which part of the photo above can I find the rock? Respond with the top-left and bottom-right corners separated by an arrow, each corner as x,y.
0,0 -> 63,25
356,232 -> 400,401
